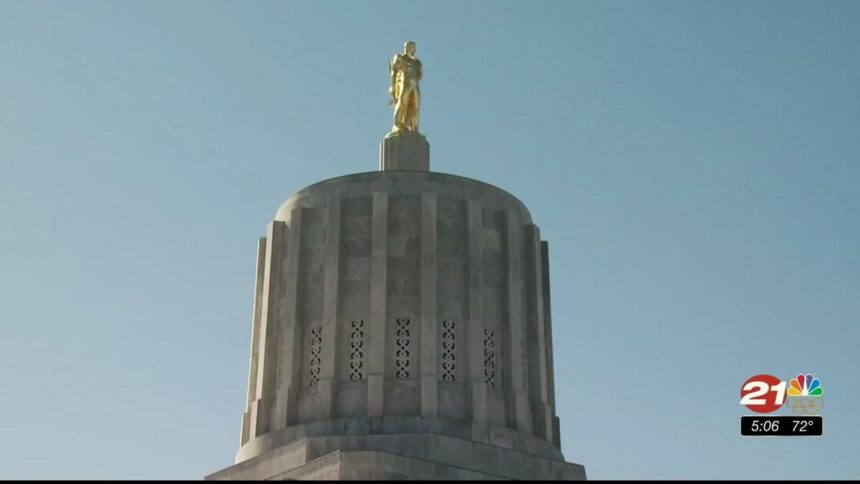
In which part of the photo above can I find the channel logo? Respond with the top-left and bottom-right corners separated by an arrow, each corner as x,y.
788,373 -> 823,396
739,372 -> 824,437
787,373 -> 824,415
739,372 -> 824,415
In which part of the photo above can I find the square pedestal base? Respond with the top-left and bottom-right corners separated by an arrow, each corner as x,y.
379,132 -> 429,171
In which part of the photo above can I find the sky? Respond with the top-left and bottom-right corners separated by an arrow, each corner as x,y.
1,0 -> 858,479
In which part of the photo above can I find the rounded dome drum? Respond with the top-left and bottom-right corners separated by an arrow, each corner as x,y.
236,170 -> 563,468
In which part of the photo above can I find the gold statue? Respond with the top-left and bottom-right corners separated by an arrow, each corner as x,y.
388,41 -> 423,135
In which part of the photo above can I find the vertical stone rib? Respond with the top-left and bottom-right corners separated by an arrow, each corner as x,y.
541,240 -> 560,448
241,237 -> 267,446
467,200 -> 488,423
506,214 -> 531,433
367,191 -> 388,417
527,226 -> 553,443
318,192 -> 342,419
272,208 -> 304,429
420,192 -> 438,417
252,221 -> 286,437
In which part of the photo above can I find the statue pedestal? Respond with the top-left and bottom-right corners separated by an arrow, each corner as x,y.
379,131 -> 429,171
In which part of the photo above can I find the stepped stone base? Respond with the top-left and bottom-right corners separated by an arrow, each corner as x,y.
205,433 -> 586,481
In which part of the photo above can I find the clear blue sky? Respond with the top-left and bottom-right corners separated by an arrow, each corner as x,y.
1,0 -> 857,479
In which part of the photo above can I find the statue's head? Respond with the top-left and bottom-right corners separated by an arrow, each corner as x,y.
404,41 -> 416,56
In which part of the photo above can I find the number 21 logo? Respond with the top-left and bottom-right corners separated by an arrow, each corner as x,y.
740,374 -> 787,413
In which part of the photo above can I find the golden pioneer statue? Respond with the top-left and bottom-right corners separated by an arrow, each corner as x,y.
388,40 -> 423,134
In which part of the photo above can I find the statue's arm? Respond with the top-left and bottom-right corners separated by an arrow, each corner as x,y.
417,59 -> 423,82
389,55 -> 400,99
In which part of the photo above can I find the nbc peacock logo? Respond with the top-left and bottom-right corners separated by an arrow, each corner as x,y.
787,373 -> 824,415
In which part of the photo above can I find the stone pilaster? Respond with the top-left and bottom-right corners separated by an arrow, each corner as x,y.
506,213 -> 532,433
527,225 -> 553,443
241,237 -> 267,446
318,192 -> 342,420
541,241 -> 561,449
272,209 -> 304,430
420,192 -> 438,417
367,191 -> 388,416
252,221 -> 287,436
467,199 -> 488,423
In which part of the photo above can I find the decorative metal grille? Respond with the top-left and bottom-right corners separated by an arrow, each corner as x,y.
483,328 -> 496,389
441,320 -> 456,382
395,318 -> 411,379
349,320 -> 365,380
308,326 -> 322,387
